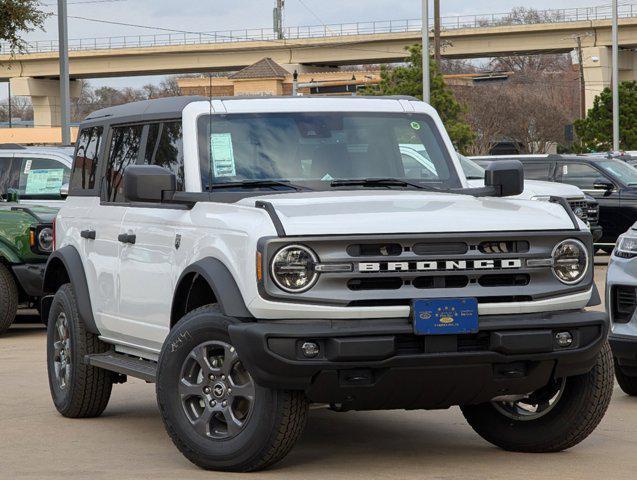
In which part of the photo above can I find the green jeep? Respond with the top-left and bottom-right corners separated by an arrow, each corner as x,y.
0,203 -> 57,334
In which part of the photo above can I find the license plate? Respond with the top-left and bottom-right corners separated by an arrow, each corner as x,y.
412,298 -> 479,335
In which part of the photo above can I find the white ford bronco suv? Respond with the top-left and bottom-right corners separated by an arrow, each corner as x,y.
43,96 -> 612,472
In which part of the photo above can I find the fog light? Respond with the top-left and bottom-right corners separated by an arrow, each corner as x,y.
301,341 -> 320,358
555,331 -> 573,348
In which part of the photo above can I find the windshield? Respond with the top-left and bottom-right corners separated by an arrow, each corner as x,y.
458,154 -> 484,179
197,113 -> 461,190
596,159 -> 637,185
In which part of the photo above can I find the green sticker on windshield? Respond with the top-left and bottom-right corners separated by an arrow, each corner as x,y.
411,121 -> 421,131
25,169 -> 64,195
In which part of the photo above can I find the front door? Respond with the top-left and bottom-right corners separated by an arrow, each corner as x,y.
556,162 -> 622,243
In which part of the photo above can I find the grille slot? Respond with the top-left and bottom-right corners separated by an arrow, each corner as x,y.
613,286 -> 637,324
478,241 -> 529,254
412,242 -> 468,255
478,274 -> 530,287
346,243 -> 402,257
348,277 -> 403,291
413,275 -> 468,289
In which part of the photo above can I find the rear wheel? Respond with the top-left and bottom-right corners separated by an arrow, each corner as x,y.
46,284 -> 113,418
615,358 -> 637,396
0,263 -> 18,335
461,342 -> 613,452
156,305 -> 309,472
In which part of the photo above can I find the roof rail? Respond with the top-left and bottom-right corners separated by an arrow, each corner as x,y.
0,143 -> 26,150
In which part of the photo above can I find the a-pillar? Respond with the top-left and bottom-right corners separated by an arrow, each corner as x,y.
9,77 -> 80,128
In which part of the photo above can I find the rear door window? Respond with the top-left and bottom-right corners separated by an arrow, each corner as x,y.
104,125 -> 144,203
70,126 -> 103,192
521,161 -> 554,181
16,157 -> 71,199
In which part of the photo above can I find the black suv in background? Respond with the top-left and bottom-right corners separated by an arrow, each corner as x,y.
472,154 -> 637,249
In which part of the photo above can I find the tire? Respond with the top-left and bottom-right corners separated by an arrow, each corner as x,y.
461,341 -> 613,453
0,263 -> 18,335
615,358 -> 637,396
156,305 -> 309,472
46,283 -> 113,418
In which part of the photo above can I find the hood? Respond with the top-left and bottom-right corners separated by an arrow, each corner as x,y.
238,190 -> 575,236
0,203 -> 58,223
466,179 -> 584,200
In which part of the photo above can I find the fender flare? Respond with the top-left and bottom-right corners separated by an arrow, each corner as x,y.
173,257 -> 253,321
0,239 -> 20,264
43,245 -> 99,334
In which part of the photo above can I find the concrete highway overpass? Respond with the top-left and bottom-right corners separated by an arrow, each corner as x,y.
4,5 -> 637,130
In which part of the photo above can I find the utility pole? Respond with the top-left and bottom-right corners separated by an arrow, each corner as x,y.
422,0 -> 430,103
612,0 -> 620,151
575,36 -> 586,119
274,0 -> 285,40
58,0 -> 71,146
433,0 -> 441,65
7,81 -> 12,128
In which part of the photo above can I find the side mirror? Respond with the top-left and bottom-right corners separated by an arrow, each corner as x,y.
593,179 -> 614,191
60,183 -> 69,198
484,160 -> 524,197
124,165 -> 176,203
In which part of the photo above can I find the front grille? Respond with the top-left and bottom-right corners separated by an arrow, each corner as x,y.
262,231 -> 592,306
613,286 -> 637,324
568,199 -> 589,223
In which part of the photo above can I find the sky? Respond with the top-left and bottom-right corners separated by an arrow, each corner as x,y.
0,0 -> 621,99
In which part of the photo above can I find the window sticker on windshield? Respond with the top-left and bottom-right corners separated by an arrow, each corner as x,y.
24,169 -> 64,195
410,121 -> 421,131
211,133 -> 236,177
23,160 -> 32,174
563,165 -> 568,175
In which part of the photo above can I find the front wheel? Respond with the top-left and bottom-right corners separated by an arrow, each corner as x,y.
0,263 -> 18,335
461,342 -> 613,452
156,305 -> 309,472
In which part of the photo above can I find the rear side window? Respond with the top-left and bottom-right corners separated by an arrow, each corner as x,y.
521,162 -> 553,181
143,121 -> 185,191
70,126 -> 103,192
16,157 -> 71,199
0,156 -> 18,197
104,125 -> 143,203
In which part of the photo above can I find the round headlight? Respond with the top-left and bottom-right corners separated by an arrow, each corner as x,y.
552,239 -> 588,285
271,245 -> 319,293
38,227 -> 54,253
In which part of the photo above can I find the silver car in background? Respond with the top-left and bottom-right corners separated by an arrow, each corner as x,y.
607,226 -> 637,395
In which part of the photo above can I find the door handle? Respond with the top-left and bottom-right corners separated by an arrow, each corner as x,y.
80,230 -> 96,240
117,233 -> 136,245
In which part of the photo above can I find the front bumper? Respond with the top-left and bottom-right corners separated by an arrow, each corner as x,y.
11,263 -> 46,297
591,224 -> 603,243
229,309 -> 608,411
610,334 -> 637,376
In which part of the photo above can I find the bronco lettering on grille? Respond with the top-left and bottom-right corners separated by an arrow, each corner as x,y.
357,259 -> 522,272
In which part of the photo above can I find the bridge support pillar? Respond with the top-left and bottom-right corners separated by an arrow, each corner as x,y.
582,46 -> 637,112
9,77 -> 80,128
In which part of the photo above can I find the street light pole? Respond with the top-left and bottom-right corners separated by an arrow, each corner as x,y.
422,0 -> 430,103
58,0 -> 71,146
612,0 -> 620,151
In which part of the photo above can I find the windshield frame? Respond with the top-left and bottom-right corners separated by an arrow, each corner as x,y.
196,111 -> 463,192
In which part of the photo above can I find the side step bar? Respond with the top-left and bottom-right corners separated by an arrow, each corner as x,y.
85,352 -> 157,383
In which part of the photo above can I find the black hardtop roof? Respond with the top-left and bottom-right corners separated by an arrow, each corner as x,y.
81,95 -> 420,126
487,154 -> 612,163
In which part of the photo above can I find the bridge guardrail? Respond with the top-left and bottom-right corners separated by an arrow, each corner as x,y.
2,3 -> 637,55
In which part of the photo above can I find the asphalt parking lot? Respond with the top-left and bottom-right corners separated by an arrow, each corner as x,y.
2,258 -> 636,480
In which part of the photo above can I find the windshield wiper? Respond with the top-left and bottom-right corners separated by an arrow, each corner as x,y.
210,180 -> 308,191
331,178 -> 442,192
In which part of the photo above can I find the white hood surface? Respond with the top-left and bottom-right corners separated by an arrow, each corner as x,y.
239,190 -> 576,236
